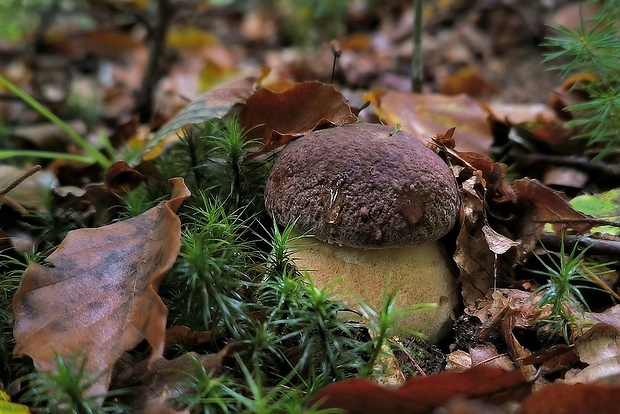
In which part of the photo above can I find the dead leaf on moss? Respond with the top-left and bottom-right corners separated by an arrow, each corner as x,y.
12,178 -> 191,399
309,365 -> 530,414
238,81 -> 358,155
144,69 -> 267,160
119,343 -> 238,412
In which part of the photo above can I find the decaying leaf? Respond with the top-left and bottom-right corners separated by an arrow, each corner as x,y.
12,178 -> 191,399
309,365 -> 530,414
586,305 -> 620,331
564,324 -> 620,384
521,382 -> 620,414
512,178 -> 593,235
475,289 -> 547,378
238,81 -> 358,155
117,343 -> 238,412
482,224 -> 521,255
143,69 -> 266,159
455,174 -> 497,308
436,131 -> 598,308
364,90 -> 493,154
470,344 -> 515,372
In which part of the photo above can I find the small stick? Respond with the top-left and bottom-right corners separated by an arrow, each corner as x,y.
539,233 -> 620,257
0,165 -> 42,196
330,40 -> 342,85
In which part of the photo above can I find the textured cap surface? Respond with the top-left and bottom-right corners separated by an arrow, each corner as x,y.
264,123 -> 460,248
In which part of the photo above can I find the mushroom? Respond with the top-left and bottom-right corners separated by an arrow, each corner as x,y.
264,123 -> 460,343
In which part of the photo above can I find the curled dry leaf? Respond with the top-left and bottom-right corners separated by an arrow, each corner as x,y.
238,81 -> 358,155
455,174 -> 498,308
12,178 -> 191,399
309,365 -> 530,414
475,289 -> 545,378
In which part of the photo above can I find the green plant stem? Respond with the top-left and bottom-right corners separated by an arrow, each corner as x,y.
0,150 -> 97,164
411,0 -> 423,93
0,75 -> 111,168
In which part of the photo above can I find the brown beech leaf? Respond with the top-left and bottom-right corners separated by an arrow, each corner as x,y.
238,81 -> 358,155
564,324 -> 620,384
521,383 -> 620,414
12,178 -> 191,399
586,305 -> 620,331
364,90 -> 493,154
143,69 -> 267,159
309,365 -> 529,414
512,178 -> 593,235
119,343 -> 238,412
455,174 -> 496,309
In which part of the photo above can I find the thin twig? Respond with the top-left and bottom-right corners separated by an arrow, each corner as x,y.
539,233 -> 620,257
330,40 -> 341,85
398,344 -> 427,377
411,0 -> 423,93
509,152 -> 620,179
32,0 -> 60,54
136,0 -> 173,123
0,165 -> 42,196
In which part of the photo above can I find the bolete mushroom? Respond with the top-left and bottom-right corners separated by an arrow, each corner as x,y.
264,123 -> 460,343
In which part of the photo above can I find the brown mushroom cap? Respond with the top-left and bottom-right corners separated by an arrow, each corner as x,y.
265,123 -> 460,248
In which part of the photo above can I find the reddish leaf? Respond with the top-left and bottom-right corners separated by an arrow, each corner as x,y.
164,325 -> 212,350
50,29 -> 144,60
238,81 -> 358,154
458,152 -> 516,203
309,365 -> 529,414
441,66 -> 496,97
364,90 -> 493,154
12,178 -> 191,398
512,178 -> 593,234
522,383 -> 620,414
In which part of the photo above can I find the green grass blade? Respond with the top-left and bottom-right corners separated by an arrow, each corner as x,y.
0,74 -> 111,168
0,149 -> 96,164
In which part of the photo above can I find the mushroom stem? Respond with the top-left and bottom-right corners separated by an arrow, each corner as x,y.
288,233 -> 458,344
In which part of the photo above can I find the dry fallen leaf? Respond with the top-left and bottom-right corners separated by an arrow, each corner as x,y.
364,89 -> 494,154
118,343 -> 238,412
143,69 -> 267,160
564,324 -> 620,384
521,382 -> 620,414
309,365 -> 530,414
12,178 -> 191,399
238,81 -> 358,155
